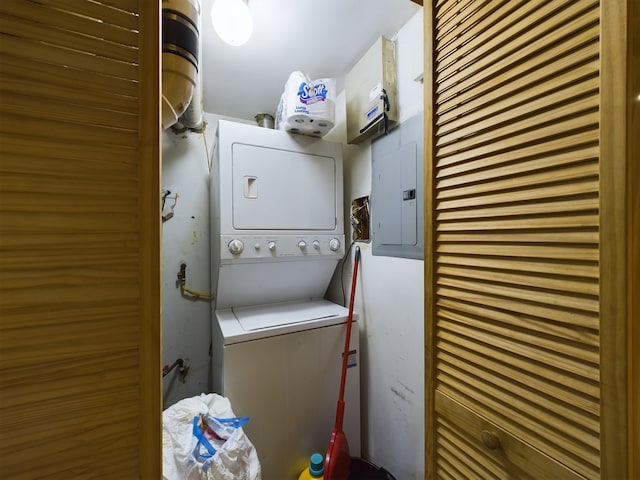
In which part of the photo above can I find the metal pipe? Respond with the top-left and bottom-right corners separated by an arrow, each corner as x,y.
163,358 -> 184,377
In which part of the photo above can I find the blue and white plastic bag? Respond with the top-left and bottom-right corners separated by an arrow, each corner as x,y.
163,393 -> 261,480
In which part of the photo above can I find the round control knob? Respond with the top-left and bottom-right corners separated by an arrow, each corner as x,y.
228,239 -> 244,255
297,240 -> 307,249
329,238 -> 341,251
267,241 -> 276,251
312,240 -> 321,249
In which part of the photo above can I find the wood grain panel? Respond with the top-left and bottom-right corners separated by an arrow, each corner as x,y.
428,1 -> 605,478
436,0 -> 515,58
0,1 -> 160,478
627,2 -> 640,477
0,14 -> 138,63
0,56 -> 138,97
2,115 -> 139,145
435,392 -> 583,480
598,1 -> 636,478
437,0 -> 598,79
436,103 -> 598,157
0,1 -> 139,46
438,157 -> 599,196
136,0 -> 162,477
436,4 -> 599,95
20,0 -> 140,30
0,75 -> 137,114
436,76 -> 599,147
0,32 -> 137,80
435,130 -> 598,177
1,93 -> 138,130
434,0 -> 474,33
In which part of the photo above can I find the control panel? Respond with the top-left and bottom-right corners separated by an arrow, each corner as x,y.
220,235 -> 344,261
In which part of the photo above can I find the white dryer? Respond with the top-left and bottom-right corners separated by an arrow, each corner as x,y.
210,120 -> 360,480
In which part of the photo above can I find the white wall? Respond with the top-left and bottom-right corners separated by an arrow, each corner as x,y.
326,10 -> 425,479
161,126 -> 214,407
161,114 -> 252,407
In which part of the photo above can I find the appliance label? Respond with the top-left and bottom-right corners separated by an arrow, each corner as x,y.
366,104 -> 379,120
369,83 -> 382,102
345,349 -> 358,369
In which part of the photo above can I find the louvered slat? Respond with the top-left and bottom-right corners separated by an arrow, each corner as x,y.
437,360 -> 600,452
22,0 -> 140,30
437,23 -> 599,108
0,56 -> 138,97
436,0 -> 527,68
438,417 -> 514,480
432,0 -> 601,478
436,2 -> 599,96
0,14 -> 138,63
436,76 -> 599,146
0,72 -> 137,113
437,148 -> 598,193
1,94 -> 138,130
0,32 -> 137,80
435,399 -> 577,479
435,0 -> 479,39
436,99 -> 598,156
437,60 -> 599,135
437,371 -> 599,476
437,343 -> 599,418
0,1 -> 139,46
437,285 -> 598,331
2,114 -> 138,145
437,263 -> 598,295
437,0 -> 597,81
436,130 -> 598,177
437,254 -> 599,279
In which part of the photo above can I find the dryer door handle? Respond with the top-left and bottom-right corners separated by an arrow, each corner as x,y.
244,176 -> 258,198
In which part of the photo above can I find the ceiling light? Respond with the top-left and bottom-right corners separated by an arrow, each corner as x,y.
211,0 -> 253,46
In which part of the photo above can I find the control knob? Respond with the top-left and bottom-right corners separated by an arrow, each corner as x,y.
267,241 -> 277,252
312,240 -> 321,250
297,240 -> 307,249
329,238 -> 341,252
228,239 -> 244,255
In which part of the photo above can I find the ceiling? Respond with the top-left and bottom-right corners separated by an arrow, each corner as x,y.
199,0 -> 421,122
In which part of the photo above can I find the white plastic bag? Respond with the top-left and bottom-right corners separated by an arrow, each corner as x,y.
163,393 -> 261,480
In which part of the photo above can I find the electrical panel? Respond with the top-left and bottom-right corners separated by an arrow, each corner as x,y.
345,36 -> 398,144
371,113 -> 423,259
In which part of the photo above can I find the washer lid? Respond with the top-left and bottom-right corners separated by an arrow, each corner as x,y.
233,299 -> 346,331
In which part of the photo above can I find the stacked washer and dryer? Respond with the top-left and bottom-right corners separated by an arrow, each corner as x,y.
210,120 -> 360,479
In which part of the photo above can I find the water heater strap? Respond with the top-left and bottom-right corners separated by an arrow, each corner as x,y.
162,8 -> 199,70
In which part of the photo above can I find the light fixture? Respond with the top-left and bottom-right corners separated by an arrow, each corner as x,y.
211,0 -> 253,46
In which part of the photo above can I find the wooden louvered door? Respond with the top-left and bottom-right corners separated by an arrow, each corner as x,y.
424,1 -> 636,479
0,1 -> 161,478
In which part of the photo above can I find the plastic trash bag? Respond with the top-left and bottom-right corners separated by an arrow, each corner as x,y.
163,393 -> 261,480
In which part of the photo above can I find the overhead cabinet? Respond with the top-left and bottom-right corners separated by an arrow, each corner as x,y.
346,36 -> 398,144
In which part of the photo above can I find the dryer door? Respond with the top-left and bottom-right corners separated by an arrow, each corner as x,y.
231,143 -> 337,230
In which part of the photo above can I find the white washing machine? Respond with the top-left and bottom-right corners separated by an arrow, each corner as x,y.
210,121 -> 360,480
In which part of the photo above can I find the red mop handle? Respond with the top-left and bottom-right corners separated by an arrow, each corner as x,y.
335,246 -> 360,430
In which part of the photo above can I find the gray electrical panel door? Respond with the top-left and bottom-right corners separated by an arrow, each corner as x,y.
371,113 -> 423,259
